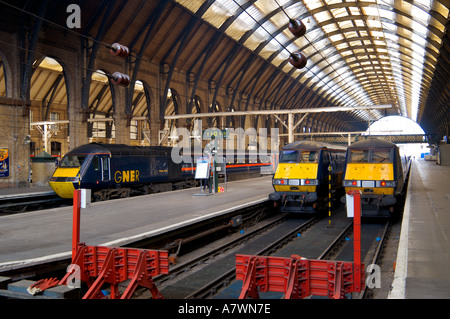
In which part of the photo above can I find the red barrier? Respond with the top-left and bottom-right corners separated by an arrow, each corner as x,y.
236,191 -> 365,299
236,254 -> 364,299
349,190 -> 362,293
60,244 -> 169,299
72,189 -> 81,263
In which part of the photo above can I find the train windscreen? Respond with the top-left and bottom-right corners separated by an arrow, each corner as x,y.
349,150 -> 369,163
279,150 -> 319,163
59,155 -> 87,167
349,149 -> 392,163
280,150 -> 298,163
372,150 -> 392,163
300,151 -> 319,163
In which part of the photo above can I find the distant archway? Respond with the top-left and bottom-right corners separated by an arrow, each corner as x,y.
29,56 -> 69,155
130,80 -> 152,145
366,116 -> 425,135
365,115 -> 428,157
0,55 -> 6,97
88,69 -> 114,142
208,102 -> 221,128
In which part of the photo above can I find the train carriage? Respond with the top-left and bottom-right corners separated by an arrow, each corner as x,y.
269,140 -> 346,214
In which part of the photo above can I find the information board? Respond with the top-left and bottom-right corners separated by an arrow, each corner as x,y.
195,157 -> 210,179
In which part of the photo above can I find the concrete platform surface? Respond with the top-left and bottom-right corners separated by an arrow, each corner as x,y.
390,160 -> 450,298
0,176 -> 273,272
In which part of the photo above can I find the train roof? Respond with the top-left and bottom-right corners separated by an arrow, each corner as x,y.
66,143 -> 172,156
282,140 -> 346,151
348,138 -> 397,149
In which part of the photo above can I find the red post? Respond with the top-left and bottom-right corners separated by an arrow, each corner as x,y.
349,190 -> 362,292
72,189 -> 81,263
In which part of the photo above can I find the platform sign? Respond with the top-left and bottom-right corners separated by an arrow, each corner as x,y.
346,190 -> 362,217
195,157 -> 210,179
80,189 -> 91,209
203,129 -> 228,139
0,148 -> 9,178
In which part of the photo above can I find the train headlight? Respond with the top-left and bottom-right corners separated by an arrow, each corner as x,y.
387,181 -> 396,187
273,179 -> 287,185
344,180 -> 361,187
301,179 -> 318,185
376,180 -> 396,187
66,176 -> 80,182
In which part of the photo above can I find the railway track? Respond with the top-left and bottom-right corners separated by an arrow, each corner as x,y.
0,200 -> 274,285
0,191 -> 70,215
0,199 -> 393,299
140,208 -> 391,299
166,216 -> 317,299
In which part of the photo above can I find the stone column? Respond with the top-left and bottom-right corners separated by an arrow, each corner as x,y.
113,85 -> 130,145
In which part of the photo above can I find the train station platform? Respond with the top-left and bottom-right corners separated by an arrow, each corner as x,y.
0,185 -> 54,197
0,176 -> 273,272
389,160 -> 450,298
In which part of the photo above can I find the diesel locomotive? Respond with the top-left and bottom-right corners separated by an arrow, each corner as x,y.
268,140 -> 346,214
342,138 -> 410,218
49,143 -> 271,200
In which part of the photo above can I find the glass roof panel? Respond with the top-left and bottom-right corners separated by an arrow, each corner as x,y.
314,10 -> 332,22
37,57 -> 63,72
202,1 -> 233,29
176,0 -> 448,124
175,0 -> 205,13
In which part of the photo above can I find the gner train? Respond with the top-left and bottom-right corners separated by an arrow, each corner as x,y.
268,141 -> 346,214
341,138 -> 409,218
49,143 -> 270,200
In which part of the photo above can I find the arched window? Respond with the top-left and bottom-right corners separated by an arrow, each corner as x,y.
165,88 -> 180,133
208,102 -> 221,128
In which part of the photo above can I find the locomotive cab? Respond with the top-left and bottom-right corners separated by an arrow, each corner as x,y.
49,144 -> 112,199
342,138 -> 405,218
269,141 -> 345,214
272,149 -> 320,204
49,154 -> 88,198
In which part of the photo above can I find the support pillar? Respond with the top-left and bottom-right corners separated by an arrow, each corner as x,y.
288,112 -> 294,144
113,85 -> 130,145
67,51 -> 88,150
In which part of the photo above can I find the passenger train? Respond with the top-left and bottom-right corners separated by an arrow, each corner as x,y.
341,138 -> 410,218
49,143 -> 271,200
268,140 -> 346,214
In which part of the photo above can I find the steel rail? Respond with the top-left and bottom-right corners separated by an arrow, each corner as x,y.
184,217 -> 317,299
317,222 -> 353,260
154,214 -> 288,288
358,221 -> 390,299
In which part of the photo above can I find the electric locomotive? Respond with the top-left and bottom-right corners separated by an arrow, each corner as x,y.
341,138 -> 408,218
49,143 -> 271,200
268,140 -> 346,214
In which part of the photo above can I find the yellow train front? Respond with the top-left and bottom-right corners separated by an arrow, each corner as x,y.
269,141 -> 346,214
342,138 -> 408,218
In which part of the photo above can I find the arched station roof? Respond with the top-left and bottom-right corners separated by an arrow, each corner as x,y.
0,0 -> 448,135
